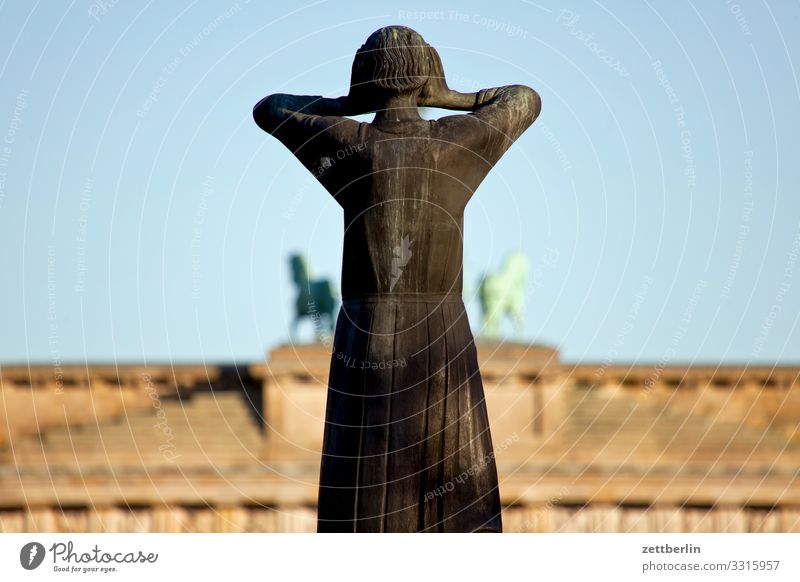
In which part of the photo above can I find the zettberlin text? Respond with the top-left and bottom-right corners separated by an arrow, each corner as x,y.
642,544 -> 701,554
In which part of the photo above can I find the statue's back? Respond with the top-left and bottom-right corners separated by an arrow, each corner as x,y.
289,108 -> 532,297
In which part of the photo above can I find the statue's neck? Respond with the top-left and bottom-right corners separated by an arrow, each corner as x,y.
373,94 -> 422,123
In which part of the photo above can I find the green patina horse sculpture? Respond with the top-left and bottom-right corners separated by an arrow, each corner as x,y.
478,252 -> 530,338
289,254 -> 336,341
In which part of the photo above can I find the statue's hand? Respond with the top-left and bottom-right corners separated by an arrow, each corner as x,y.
418,45 -> 478,111
342,84 -> 378,117
344,47 -> 382,116
418,45 -> 451,107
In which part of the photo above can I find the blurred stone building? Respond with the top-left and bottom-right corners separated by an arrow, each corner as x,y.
1,342 -> 798,532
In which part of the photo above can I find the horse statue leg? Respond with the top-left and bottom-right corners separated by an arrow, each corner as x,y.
316,279 -> 337,338
511,307 -> 525,336
326,308 -> 335,335
484,298 -> 500,338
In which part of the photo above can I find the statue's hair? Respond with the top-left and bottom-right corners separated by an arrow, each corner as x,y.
351,26 -> 430,94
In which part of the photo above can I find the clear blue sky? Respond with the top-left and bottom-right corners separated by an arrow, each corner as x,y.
0,0 -> 798,366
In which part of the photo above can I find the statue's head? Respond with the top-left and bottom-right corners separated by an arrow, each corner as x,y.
350,26 -> 430,98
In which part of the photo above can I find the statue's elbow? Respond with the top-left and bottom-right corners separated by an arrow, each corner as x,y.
517,85 -> 541,125
253,95 -> 280,134
530,89 -> 542,122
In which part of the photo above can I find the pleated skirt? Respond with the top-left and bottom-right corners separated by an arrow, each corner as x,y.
317,293 -> 502,533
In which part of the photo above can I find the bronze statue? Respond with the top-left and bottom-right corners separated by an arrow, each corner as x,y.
479,252 -> 530,338
288,253 -> 337,341
254,26 -> 540,532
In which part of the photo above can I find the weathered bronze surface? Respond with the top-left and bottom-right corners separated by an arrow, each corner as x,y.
254,25 -> 540,532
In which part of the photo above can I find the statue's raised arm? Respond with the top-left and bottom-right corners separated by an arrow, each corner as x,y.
417,44 -> 541,166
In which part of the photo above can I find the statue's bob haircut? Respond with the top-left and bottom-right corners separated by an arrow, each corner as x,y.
350,26 -> 431,95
